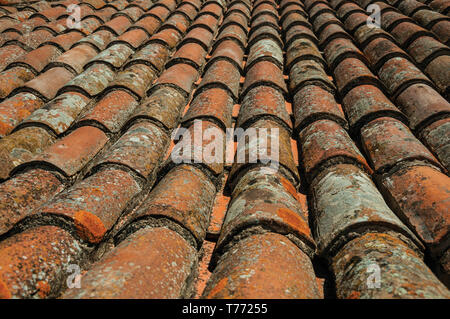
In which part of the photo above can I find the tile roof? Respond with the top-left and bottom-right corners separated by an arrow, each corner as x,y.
0,0 -> 449,299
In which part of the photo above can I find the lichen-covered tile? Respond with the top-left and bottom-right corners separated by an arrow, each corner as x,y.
342,84 -> 406,133
379,164 -> 450,256
298,119 -> 372,181
182,87 -> 234,130
230,119 -> 300,188
332,232 -> 450,299
204,233 -> 320,299
131,86 -> 186,130
0,92 -> 44,137
0,226 -> 85,299
242,60 -> 288,98
0,126 -> 55,180
395,83 -> 450,131
361,117 -> 443,173
214,168 -> 314,268
419,118 -> 450,171
293,84 -> 347,134
237,85 -> 291,130
0,66 -> 35,99
310,163 -> 423,257
196,59 -> 241,101
38,167 -> 141,243
59,63 -> 115,97
78,90 -> 138,133
62,226 -> 196,299
0,168 -> 63,236
20,92 -> 90,135
94,121 -> 169,179
124,164 -> 216,246
24,126 -> 108,177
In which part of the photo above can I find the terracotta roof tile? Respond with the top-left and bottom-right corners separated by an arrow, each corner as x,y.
59,63 -> 115,97
0,66 -> 35,99
249,22 -> 282,47
334,57 -> 382,97
282,10 -> 310,31
287,37 -> 325,71
0,225 -> 84,299
23,125 -> 108,177
342,84 -> 407,133
419,117 -> 450,170
128,42 -> 169,72
109,27 -> 147,48
332,232 -> 450,298
209,38 -> 244,70
109,63 -> 158,98
227,1 -> 250,17
361,117 -> 444,173
45,31 -> 85,51
78,89 -> 137,132
50,44 -> 99,74
380,163 -> 450,256
11,45 -> 62,74
317,22 -> 349,46
38,167 -> 141,244
132,15 -> 161,34
182,87 -> 234,129
174,119 -> 226,175
243,60 -> 288,96
379,56 -> 435,98
63,226 -> 197,298
20,66 -> 74,100
0,0 -> 449,300
197,59 -> 241,100
94,121 -> 168,178
293,84 -> 347,133
250,11 -> 278,29
181,26 -> 215,48
230,119 -> 300,187
424,55 -> 450,97
205,232 -> 320,298
310,163 -> 423,257
247,37 -> 283,70
146,5 -> 171,21
154,62 -> 199,96
298,119 -> 372,181
214,168 -> 314,262
189,12 -> 219,32
237,85 -> 291,130
395,83 -> 450,131
0,92 -> 44,136
85,43 -> 134,69
131,86 -> 186,130
429,0 -> 450,15
150,26 -> 184,48
169,42 -> 207,68
290,59 -> 335,95
0,123 -> 52,173
123,164 -> 216,246
19,92 -> 90,135
285,23 -> 318,48
214,23 -> 247,49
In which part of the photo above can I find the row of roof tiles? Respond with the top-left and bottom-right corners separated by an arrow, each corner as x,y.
0,0 -> 448,299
